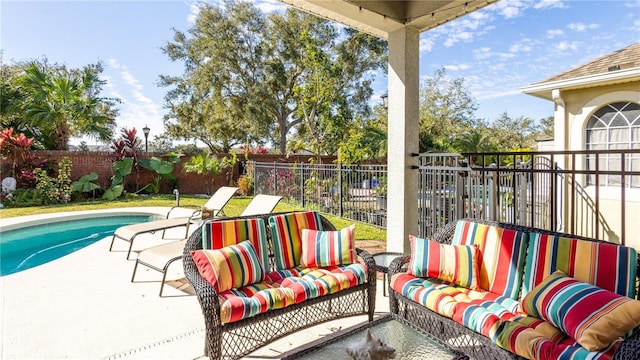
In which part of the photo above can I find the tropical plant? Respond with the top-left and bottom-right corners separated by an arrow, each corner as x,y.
10,60 -> 119,150
33,157 -> 72,204
72,172 -> 101,196
138,153 -> 182,194
237,174 -> 254,196
0,127 -> 46,186
183,153 -> 235,194
103,157 -> 133,200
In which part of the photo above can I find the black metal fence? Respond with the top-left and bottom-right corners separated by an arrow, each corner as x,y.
417,150 -> 639,247
251,161 -> 388,227
251,149 -> 639,247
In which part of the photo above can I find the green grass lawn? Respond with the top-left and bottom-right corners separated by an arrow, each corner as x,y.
0,195 -> 387,251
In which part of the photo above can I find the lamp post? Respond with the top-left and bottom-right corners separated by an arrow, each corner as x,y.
142,125 -> 150,153
381,92 -> 388,109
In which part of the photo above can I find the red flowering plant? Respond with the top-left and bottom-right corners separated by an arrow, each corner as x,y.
0,128 -> 45,187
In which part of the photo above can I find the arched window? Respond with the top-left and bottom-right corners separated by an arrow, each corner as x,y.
585,101 -> 640,187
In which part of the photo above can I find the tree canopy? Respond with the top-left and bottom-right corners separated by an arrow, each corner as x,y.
160,2 -> 386,157
1,59 -> 119,150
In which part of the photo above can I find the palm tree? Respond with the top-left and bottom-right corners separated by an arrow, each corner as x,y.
453,128 -> 495,165
14,61 -> 119,150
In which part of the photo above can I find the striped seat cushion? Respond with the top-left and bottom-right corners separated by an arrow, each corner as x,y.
521,233 -> 638,299
451,298 -> 521,341
521,271 -> 640,351
218,281 -> 296,323
391,272 -> 520,319
452,220 -> 529,299
201,218 -> 269,271
495,317 -> 620,360
191,240 -> 265,293
268,261 -> 368,303
269,211 -> 324,270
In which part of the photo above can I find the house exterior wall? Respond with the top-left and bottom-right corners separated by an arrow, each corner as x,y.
554,81 -> 640,249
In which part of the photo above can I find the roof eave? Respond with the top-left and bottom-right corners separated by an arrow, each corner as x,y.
277,0 -> 499,39
521,67 -> 640,101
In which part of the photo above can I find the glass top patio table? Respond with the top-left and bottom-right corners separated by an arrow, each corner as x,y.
281,314 -> 468,360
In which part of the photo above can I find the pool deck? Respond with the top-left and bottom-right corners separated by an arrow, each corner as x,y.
0,208 -> 390,359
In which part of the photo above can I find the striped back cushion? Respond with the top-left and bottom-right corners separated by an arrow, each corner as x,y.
201,218 -> 269,271
452,220 -> 529,299
521,233 -> 638,299
269,211 -> 324,270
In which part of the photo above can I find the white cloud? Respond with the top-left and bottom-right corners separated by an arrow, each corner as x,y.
444,31 -> 473,47
443,63 -> 470,71
547,29 -> 564,38
492,0 -> 527,19
420,37 -> 435,52
187,2 -> 204,25
567,22 -> 600,32
108,58 -> 121,70
473,47 -> 492,60
554,41 -> 579,51
250,0 -> 286,13
509,40 -> 533,53
533,0 -> 566,10
104,59 -> 164,136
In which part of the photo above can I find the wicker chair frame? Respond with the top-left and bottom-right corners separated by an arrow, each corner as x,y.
183,212 -> 376,359
388,218 -> 640,360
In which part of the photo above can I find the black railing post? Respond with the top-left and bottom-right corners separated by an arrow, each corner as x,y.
338,162 -> 343,218
300,163 -> 305,208
272,162 -> 277,195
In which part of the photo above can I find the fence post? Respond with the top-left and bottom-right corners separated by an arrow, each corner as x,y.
300,163 -> 305,208
272,162 -> 277,195
488,164 -> 497,221
338,162 -> 343,218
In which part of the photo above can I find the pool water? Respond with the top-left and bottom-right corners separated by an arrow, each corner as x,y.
0,215 -> 155,276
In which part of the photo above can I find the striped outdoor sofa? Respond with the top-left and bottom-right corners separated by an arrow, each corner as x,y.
182,211 -> 376,359
389,218 -> 640,360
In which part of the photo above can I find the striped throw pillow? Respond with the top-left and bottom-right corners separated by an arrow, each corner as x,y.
409,235 -> 481,290
300,225 -> 356,268
522,270 -> 640,351
191,240 -> 266,293
269,211 -> 324,270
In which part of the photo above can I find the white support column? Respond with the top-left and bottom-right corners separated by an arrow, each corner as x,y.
386,27 -> 420,253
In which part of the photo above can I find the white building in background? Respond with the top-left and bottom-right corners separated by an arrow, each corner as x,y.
522,42 -> 640,249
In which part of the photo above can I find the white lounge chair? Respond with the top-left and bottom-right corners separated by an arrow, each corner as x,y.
110,186 -> 239,259
130,194 -> 283,296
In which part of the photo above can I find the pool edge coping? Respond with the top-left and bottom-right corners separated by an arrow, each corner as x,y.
0,207 -> 180,232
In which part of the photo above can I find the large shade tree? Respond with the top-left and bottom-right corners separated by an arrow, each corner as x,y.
291,27 -> 387,161
5,60 -> 119,150
419,68 -> 478,152
160,2 -> 386,156
160,1 -> 270,153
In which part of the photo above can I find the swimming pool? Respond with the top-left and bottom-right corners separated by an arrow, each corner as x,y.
0,214 -> 158,276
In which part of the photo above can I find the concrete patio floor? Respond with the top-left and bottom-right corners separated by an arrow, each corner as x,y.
0,209 -> 390,359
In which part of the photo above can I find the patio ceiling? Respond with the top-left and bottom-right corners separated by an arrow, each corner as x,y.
278,0 -> 498,38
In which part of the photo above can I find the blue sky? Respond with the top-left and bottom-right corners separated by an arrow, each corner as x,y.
2,0 -> 639,146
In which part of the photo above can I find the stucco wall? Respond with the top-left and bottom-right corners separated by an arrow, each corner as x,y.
553,81 -> 640,250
